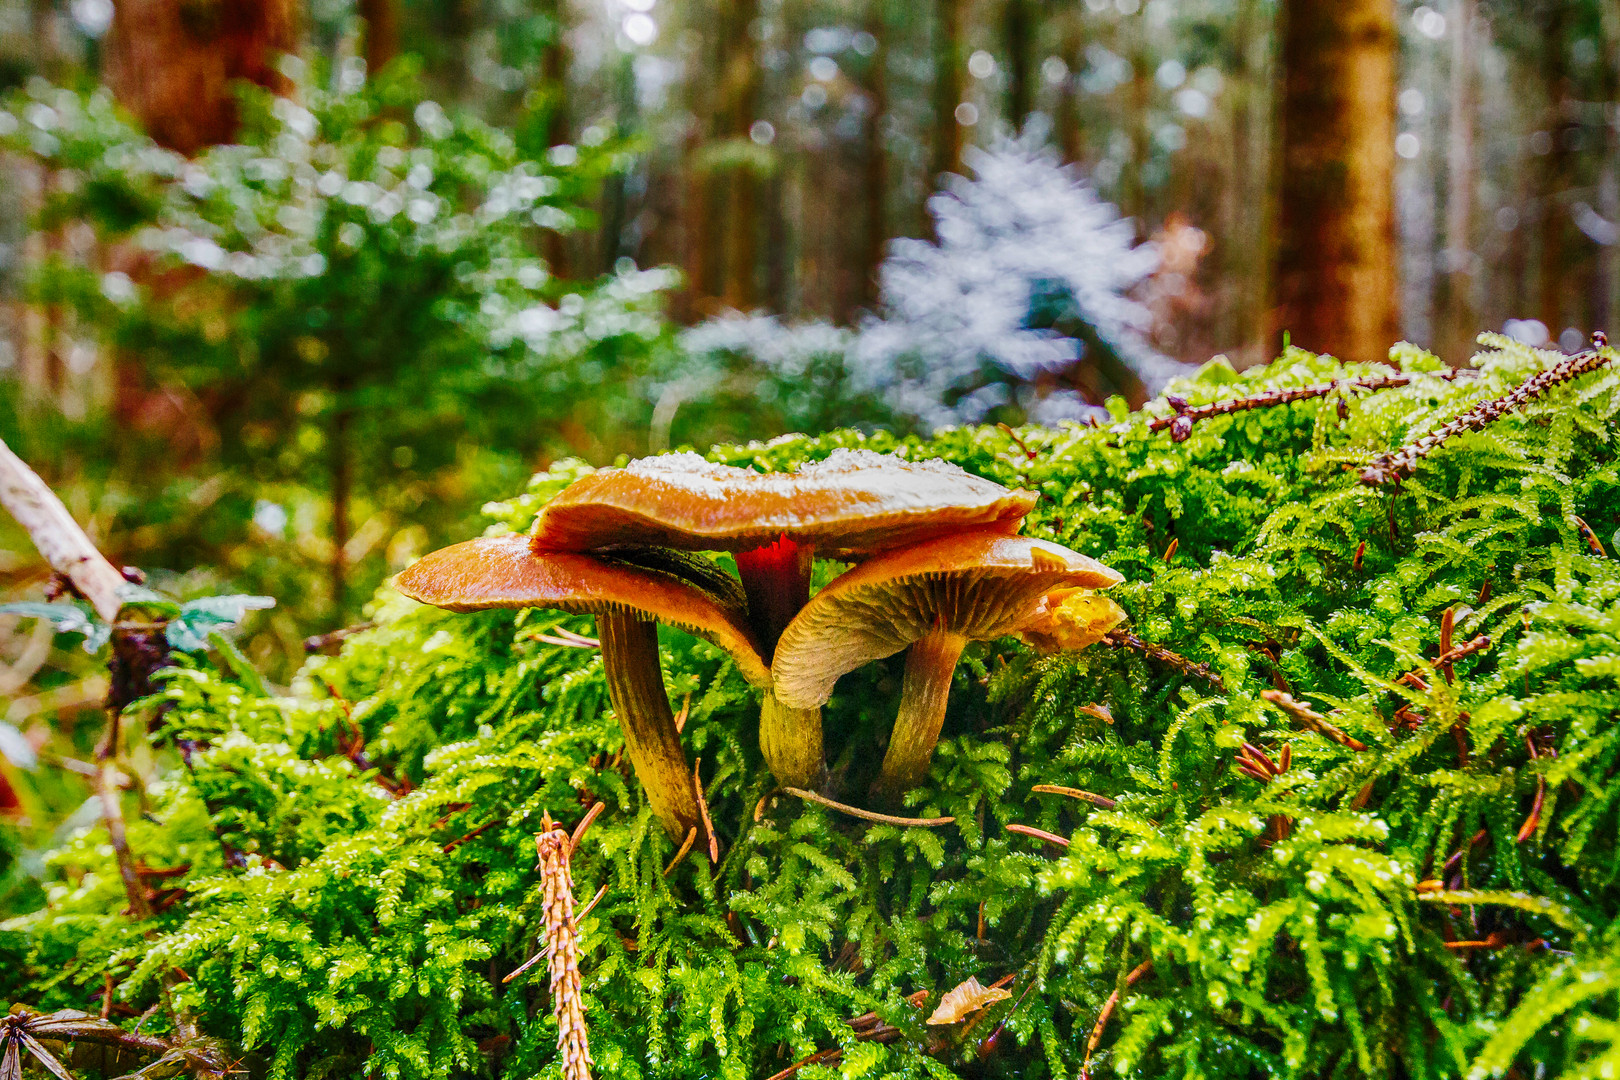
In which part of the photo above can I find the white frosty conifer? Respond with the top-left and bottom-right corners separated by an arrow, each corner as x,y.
852,124 -> 1177,427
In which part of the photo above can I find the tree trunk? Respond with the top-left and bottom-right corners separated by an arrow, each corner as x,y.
1435,0 -> 1477,364
930,0 -> 965,192
541,0 -> 573,278
358,0 -> 398,75
1054,13 -> 1084,163
329,405 -> 352,618
720,0 -> 762,310
1003,0 -> 1032,132
103,0 -> 297,155
1601,5 -> 1620,336
863,0 -> 890,310
1272,0 -> 1399,364
1227,0 -> 1274,357
1535,6 -> 1574,340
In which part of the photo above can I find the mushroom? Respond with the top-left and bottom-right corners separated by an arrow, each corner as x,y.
531,449 -> 1039,787
769,530 -> 1123,797
1019,589 -> 1128,654
394,533 -> 769,840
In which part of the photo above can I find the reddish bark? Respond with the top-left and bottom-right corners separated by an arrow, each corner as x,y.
1273,0 -> 1400,364
103,0 -> 298,155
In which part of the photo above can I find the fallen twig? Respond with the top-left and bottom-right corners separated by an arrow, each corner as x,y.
1517,735 -> 1547,845
781,786 -> 955,827
765,990 -> 930,1080
0,437 -> 127,622
441,819 -> 500,853
1574,515 -> 1608,557
693,758 -> 719,862
662,826 -> 698,876
1148,371 -> 1473,442
1031,784 -> 1117,809
533,626 -> 601,650
1103,630 -> 1225,691
1082,960 -> 1153,1079
1006,823 -> 1070,848
569,801 -> 604,854
302,621 -> 376,654
1262,690 -> 1368,751
1361,347 -> 1613,486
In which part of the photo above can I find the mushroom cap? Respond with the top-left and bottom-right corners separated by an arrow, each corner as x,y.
394,533 -> 771,687
771,531 -> 1122,709
530,448 -> 1038,558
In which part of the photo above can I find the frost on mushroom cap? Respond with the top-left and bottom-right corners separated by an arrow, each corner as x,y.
393,532 -> 771,686
770,530 -> 1122,710
530,448 -> 1039,557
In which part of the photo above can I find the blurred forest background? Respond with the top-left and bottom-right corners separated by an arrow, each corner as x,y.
0,0 -> 1617,697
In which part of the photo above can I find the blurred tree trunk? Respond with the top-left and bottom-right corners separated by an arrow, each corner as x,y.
1122,17 -> 1149,222
1601,4 -> 1620,336
541,0 -> 573,279
931,0 -> 965,195
599,54 -> 637,274
1272,0 -> 1399,364
329,403 -> 352,617
1003,0 -> 1032,131
720,0 -> 761,310
358,0 -> 398,74
1055,13 -> 1084,163
1226,0 -> 1273,356
1435,0 -> 1476,363
1536,5 -> 1573,339
863,0 -> 890,309
103,0 -> 297,155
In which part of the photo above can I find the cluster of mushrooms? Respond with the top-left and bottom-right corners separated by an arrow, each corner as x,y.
395,449 -> 1126,840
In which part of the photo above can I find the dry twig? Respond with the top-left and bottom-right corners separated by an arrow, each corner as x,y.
781,786 -> 956,827
0,437 -> 128,622
1148,371 -> 1472,442
1006,823 -> 1071,848
1082,960 -> 1153,1079
1262,690 -> 1369,751
1361,347 -> 1614,486
1103,630 -> 1225,691
1031,784 -> 1117,809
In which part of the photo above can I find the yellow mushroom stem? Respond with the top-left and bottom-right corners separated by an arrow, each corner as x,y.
876,627 -> 969,798
597,611 -> 701,840
758,692 -> 824,790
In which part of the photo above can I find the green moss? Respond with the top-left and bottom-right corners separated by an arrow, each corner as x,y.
5,336 -> 1620,1079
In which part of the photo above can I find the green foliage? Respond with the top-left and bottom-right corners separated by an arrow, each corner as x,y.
0,64 -> 671,629
0,592 -> 274,654
5,337 -> 1620,1079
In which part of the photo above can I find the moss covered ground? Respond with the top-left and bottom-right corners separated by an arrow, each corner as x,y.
5,335 -> 1620,1080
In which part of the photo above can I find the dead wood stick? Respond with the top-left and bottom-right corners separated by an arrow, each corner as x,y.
0,436 -> 127,622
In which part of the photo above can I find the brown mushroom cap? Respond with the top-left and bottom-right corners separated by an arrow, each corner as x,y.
530,448 -> 1038,558
770,531 -> 1122,709
393,533 -> 771,686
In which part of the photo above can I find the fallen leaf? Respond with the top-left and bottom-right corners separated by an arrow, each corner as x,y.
926,976 -> 1013,1025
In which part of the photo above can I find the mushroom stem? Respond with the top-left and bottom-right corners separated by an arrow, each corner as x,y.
597,612 -> 701,840
738,536 -> 826,789
759,692 -> 824,789
734,535 -> 813,657
876,628 -> 968,798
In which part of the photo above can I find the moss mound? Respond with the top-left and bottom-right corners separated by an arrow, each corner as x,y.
5,335 -> 1620,1080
